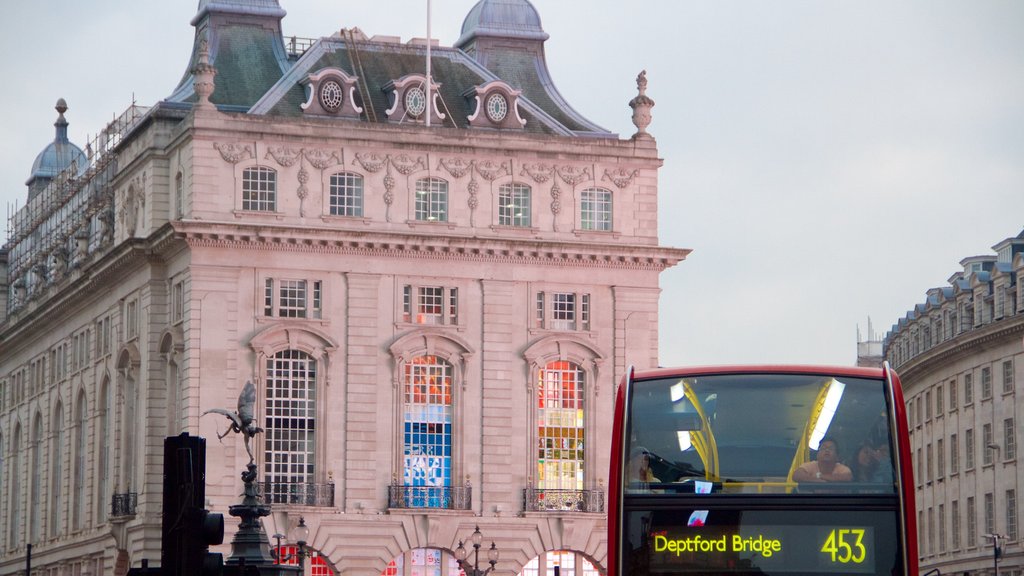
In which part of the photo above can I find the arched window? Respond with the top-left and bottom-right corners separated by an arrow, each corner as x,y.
8,425 -> 20,548
30,415 -> 43,543
537,361 -> 585,491
97,378 -> 111,522
579,188 -> 612,232
50,401 -> 64,537
242,166 -> 277,212
402,355 -> 453,506
498,183 -> 531,227
415,178 -> 448,223
264,350 -> 317,504
329,172 -> 364,217
73,391 -> 87,530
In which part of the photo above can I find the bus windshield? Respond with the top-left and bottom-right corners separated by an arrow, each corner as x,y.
626,373 -> 896,495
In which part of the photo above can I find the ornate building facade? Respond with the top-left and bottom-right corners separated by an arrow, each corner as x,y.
0,1 -> 688,574
885,230 -> 1024,576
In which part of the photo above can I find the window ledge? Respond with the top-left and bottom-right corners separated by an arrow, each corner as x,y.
395,321 -> 464,332
321,215 -> 372,225
572,228 -> 620,240
405,219 -> 457,230
233,209 -> 286,220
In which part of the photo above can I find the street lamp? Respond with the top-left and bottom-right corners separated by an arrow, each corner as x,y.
271,517 -> 312,573
455,526 -> 498,576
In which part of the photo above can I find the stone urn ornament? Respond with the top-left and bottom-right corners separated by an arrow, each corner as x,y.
629,70 -> 655,139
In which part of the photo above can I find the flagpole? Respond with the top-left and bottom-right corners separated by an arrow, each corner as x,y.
426,0 -> 432,127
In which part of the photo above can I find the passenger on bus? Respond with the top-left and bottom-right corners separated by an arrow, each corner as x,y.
627,447 -> 661,487
852,442 -> 879,482
792,437 -> 853,482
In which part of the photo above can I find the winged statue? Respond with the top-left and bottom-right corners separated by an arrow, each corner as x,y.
203,380 -> 264,464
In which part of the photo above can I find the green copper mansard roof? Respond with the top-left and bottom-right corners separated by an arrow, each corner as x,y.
165,0 -> 610,137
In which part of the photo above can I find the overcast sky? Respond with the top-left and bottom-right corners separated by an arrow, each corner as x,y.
2,1 -> 1022,366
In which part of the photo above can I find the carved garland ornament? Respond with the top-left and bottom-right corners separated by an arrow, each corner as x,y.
214,142 -> 254,164
556,165 -> 592,187
602,168 -> 640,189
265,146 -> 303,167
352,153 -> 427,222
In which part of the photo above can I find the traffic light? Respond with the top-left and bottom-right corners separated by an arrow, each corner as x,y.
163,433 -> 224,576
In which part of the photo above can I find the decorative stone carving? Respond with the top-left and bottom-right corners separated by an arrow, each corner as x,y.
214,142 -> 254,164
467,176 -> 480,226
353,152 -> 387,173
383,74 -> 445,125
297,161 -> 310,217
304,148 -> 341,170
550,180 -> 562,232
520,163 -> 554,184
437,157 -> 474,179
193,36 -> 217,109
556,165 -> 592,187
629,70 -> 655,139
265,146 -> 303,167
390,154 -> 426,176
602,168 -> 640,189
474,159 -> 509,181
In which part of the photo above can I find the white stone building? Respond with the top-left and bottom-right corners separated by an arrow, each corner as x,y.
0,1 -> 688,574
885,229 -> 1024,576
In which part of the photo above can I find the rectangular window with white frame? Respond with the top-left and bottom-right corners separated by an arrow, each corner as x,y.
1005,418 -> 1016,461
950,433 -> 959,473
1008,489 -> 1018,541
242,166 -> 277,212
966,428 -> 975,469
535,291 -> 591,331
983,423 -> 993,466
401,284 -> 458,326
263,277 -> 322,319
125,299 -> 139,340
982,366 -> 992,399
1004,360 -> 1014,394
171,279 -> 185,324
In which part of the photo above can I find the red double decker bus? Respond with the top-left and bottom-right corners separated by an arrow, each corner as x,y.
609,364 -> 916,576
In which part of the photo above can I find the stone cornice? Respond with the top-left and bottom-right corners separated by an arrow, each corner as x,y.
175,220 -> 689,271
0,228 -> 179,351
896,314 -> 1024,385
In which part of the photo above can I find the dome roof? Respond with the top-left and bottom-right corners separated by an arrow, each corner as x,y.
192,0 -> 285,25
27,99 -> 87,187
457,0 -> 549,47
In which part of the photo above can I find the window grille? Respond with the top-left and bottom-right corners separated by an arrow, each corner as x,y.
498,183 -> 531,227
329,172 -> 364,217
580,188 -> 612,231
537,361 -> 585,492
242,167 -> 277,211
415,178 -> 448,222
264,350 -> 317,504
402,356 -> 453,508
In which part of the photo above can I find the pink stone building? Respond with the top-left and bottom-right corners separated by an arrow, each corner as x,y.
0,1 -> 688,574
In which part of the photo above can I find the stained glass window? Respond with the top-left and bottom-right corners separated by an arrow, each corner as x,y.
403,356 -> 452,507
537,361 -> 585,491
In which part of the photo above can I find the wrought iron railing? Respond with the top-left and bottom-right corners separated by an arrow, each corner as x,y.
260,481 -> 335,507
522,488 -> 605,513
388,485 -> 472,510
110,492 -> 138,517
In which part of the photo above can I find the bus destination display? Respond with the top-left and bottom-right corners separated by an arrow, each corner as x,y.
646,524 -> 875,574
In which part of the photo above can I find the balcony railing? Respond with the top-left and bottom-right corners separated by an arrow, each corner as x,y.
260,481 -> 335,507
522,488 -> 605,513
110,492 -> 138,517
388,485 -> 472,510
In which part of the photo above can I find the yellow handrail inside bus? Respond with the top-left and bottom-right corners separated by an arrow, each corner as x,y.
683,381 -> 719,480
787,379 -> 833,482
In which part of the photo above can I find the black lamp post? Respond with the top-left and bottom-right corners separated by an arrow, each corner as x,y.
454,526 -> 498,576
272,517 -> 312,573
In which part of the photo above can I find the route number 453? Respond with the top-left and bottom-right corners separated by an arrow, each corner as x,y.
821,529 -> 867,563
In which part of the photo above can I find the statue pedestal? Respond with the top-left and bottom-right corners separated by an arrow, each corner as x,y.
223,464 -> 301,576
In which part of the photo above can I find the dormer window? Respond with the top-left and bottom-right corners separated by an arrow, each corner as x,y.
465,81 -> 525,130
485,93 -> 508,123
301,67 -> 363,119
384,74 -> 445,125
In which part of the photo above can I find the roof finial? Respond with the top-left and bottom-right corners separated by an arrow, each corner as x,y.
192,34 -> 217,109
629,70 -> 655,139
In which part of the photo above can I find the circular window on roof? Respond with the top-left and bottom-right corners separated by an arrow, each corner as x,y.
485,92 -> 509,123
405,86 -> 427,118
319,79 -> 344,113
